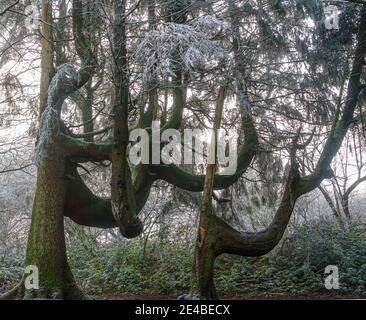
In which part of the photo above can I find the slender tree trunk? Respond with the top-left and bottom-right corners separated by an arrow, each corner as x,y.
39,0 -> 54,117
184,87 -> 226,300
189,217 -> 219,299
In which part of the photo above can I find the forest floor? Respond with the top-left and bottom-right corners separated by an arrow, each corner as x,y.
94,292 -> 365,300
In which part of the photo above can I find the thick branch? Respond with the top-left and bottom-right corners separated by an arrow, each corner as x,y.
64,163 -> 116,228
64,163 -> 152,228
58,134 -> 111,162
214,131 -> 301,257
149,114 -> 258,191
39,0 -> 55,117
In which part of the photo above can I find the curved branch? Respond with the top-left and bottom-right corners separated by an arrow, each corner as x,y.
214,130 -> 301,257
344,175 -> 366,199
58,133 -> 112,162
149,113 -> 258,191
64,163 -> 116,228
63,162 -> 152,228
67,126 -> 112,139
342,175 -> 366,219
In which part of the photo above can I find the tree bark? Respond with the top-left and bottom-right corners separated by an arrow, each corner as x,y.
1,0 -> 99,299
1,142 -> 85,299
26,147 -> 83,298
110,0 -> 143,238
39,0 -> 54,118
186,86 -> 226,300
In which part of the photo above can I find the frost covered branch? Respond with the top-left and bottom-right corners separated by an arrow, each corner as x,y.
135,16 -> 228,83
34,63 -> 80,166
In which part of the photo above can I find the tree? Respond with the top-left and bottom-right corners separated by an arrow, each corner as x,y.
0,0 -> 365,299
318,129 -> 366,227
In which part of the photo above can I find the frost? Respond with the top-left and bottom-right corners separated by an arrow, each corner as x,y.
34,63 -> 78,166
135,16 -> 228,83
190,15 -> 226,38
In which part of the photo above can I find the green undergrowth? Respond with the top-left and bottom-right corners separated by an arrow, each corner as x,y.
1,224 -> 365,297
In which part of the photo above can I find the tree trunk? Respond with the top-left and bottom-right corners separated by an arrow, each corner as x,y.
111,0 -> 143,238
39,0 -> 54,118
184,86 -> 226,300
2,0 -> 100,300
189,217 -> 219,300
2,143 -> 84,299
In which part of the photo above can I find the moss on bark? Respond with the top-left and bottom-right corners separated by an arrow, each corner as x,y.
2,144 -> 85,300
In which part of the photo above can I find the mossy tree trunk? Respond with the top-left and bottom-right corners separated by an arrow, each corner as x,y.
1,0 -> 81,300
2,141 -> 85,299
1,0 -> 102,300
25,146 -> 83,299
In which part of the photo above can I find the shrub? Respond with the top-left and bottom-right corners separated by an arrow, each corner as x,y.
1,222 -> 365,298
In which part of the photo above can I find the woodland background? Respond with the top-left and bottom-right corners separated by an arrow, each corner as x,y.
0,0 -> 366,299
